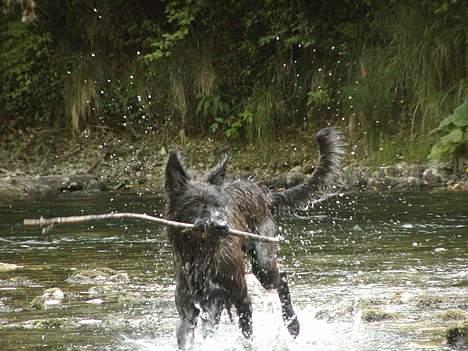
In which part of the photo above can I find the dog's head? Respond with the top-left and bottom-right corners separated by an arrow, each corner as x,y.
164,152 -> 230,237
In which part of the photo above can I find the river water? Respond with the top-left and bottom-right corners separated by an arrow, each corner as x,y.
0,191 -> 466,350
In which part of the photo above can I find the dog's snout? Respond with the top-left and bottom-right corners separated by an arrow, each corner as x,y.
208,210 -> 229,233
193,211 -> 229,237
208,217 -> 229,234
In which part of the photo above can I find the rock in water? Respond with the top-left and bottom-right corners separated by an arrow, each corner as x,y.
30,287 -> 65,309
66,267 -> 129,285
0,262 -> 23,273
446,321 -> 466,348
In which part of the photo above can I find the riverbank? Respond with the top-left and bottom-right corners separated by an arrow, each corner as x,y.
0,128 -> 466,199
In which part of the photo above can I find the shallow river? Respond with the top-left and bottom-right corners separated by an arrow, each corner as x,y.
0,191 -> 466,351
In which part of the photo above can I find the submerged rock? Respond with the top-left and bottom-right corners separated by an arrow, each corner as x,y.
439,309 -> 468,321
30,287 -> 65,309
357,298 -> 387,308
19,318 -> 72,330
0,276 -> 34,288
361,308 -> 398,322
415,295 -> 444,307
0,262 -> 23,273
446,321 -> 466,348
117,292 -> 145,307
88,284 -> 118,295
31,318 -> 66,329
66,267 -> 129,285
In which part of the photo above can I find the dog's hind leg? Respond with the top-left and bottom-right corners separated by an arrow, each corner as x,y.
250,240 -> 300,338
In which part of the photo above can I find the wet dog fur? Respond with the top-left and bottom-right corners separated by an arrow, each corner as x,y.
164,128 -> 344,349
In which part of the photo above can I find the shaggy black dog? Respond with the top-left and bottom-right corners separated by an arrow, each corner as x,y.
164,128 -> 344,349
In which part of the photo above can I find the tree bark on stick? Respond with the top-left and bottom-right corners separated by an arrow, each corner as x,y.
23,212 -> 279,243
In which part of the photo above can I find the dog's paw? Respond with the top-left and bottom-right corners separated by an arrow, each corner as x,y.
285,314 -> 300,338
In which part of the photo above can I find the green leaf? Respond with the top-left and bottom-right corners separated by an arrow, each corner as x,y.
429,128 -> 468,161
440,128 -> 464,144
432,101 -> 468,133
451,101 -> 468,127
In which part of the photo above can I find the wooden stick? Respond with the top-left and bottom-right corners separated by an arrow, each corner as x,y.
23,212 -> 279,243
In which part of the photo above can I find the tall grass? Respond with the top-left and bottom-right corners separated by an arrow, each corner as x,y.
243,86 -> 279,142
63,57 -> 103,133
339,2 -> 466,160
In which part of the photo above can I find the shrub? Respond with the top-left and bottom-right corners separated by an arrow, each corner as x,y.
0,21 -> 61,126
429,101 -> 468,170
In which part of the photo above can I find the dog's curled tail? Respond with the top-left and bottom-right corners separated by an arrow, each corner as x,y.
270,127 -> 345,210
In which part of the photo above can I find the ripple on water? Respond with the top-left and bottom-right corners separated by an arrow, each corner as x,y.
0,192 -> 466,351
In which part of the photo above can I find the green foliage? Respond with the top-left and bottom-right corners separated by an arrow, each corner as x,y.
307,89 -> 332,110
144,1 -> 195,62
429,101 -> 468,161
242,87 -> 279,142
339,1 -> 466,149
0,20 -> 61,126
0,0 -> 466,161
196,95 -> 228,121
210,113 -> 254,140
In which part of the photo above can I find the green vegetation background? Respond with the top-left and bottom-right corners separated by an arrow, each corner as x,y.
0,0 -> 466,165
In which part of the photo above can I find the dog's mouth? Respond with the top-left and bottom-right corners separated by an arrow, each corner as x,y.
191,218 -> 230,239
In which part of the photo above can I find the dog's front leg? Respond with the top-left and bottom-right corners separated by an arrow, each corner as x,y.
176,316 -> 196,350
175,270 -> 199,350
234,287 -> 253,339
278,272 -> 300,337
176,300 -> 200,350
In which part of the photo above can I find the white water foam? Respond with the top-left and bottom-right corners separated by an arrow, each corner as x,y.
119,275 -> 372,351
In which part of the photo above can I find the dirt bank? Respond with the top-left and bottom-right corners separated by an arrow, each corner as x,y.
0,128 -> 466,199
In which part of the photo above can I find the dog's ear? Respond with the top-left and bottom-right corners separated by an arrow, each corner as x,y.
165,152 -> 190,193
207,154 -> 229,186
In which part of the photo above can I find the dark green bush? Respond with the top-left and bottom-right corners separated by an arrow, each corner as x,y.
0,20 -> 62,126
0,0 -> 465,163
